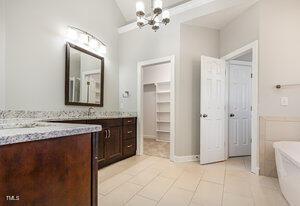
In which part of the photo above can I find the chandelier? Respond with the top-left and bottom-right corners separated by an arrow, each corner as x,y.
136,0 -> 170,32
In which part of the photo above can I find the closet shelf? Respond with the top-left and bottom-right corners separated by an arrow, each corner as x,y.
157,111 -> 170,113
156,91 -> 170,94
157,101 -> 170,104
156,130 -> 170,133
157,120 -> 170,123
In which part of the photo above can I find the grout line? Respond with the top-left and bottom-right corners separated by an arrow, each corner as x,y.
187,167 -> 205,206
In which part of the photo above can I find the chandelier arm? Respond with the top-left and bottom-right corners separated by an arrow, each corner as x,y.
152,13 -> 159,21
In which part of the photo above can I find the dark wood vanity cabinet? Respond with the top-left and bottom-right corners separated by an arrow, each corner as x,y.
87,117 -> 137,168
53,117 -> 137,169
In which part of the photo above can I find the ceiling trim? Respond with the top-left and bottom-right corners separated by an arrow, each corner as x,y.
118,0 -> 217,34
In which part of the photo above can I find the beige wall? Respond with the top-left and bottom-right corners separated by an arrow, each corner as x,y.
259,0 -> 300,117
179,25 -> 219,156
0,0 -> 5,109
4,0 -> 125,111
219,3 -> 259,57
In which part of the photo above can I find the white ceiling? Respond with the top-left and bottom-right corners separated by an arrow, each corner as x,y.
115,0 -> 192,22
184,1 -> 254,29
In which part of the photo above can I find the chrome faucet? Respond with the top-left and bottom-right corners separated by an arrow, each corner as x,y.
88,107 -> 96,116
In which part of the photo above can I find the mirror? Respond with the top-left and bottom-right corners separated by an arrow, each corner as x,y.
65,42 -> 104,107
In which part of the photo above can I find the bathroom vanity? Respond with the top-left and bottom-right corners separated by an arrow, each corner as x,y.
52,117 -> 137,169
0,122 -> 101,206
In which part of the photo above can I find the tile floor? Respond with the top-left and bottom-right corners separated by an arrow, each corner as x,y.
143,138 -> 170,159
98,155 -> 289,206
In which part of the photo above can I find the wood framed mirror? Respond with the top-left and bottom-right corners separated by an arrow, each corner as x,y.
65,42 -> 104,107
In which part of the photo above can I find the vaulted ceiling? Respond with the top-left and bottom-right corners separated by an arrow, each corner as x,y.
115,0 -> 192,22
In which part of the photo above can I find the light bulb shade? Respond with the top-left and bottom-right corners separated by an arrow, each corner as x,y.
153,0 -> 162,14
137,17 -> 145,28
79,33 -> 89,45
162,10 -> 170,24
162,10 -> 170,19
98,45 -> 107,54
136,1 -> 145,17
66,28 -> 78,40
88,38 -> 98,48
154,0 -> 162,9
152,22 -> 159,31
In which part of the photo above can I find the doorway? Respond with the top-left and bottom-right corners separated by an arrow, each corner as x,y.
200,41 -> 259,174
137,56 -> 175,161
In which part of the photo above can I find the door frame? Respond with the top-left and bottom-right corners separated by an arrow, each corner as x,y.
221,40 -> 259,174
137,55 -> 176,161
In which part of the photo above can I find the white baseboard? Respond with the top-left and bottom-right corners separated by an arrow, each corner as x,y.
173,155 -> 199,163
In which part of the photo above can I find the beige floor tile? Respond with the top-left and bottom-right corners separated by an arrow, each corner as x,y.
248,174 -> 280,190
98,194 -> 104,206
125,195 -> 157,206
192,181 -> 223,206
222,192 -> 254,206
123,160 -> 154,176
100,182 -> 142,206
226,168 -> 251,179
129,167 -> 161,186
202,167 -> 225,185
157,187 -> 194,206
251,185 -> 289,206
99,155 -> 149,183
226,157 -> 248,172
181,162 -> 206,175
99,173 -> 133,195
224,175 -> 252,198
159,165 -> 184,179
138,176 -> 175,201
173,171 -> 202,191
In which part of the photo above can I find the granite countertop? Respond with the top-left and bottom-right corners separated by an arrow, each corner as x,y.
0,122 -> 102,146
0,110 -> 136,146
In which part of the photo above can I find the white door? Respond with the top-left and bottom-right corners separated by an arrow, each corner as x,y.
228,62 -> 252,157
200,56 -> 226,164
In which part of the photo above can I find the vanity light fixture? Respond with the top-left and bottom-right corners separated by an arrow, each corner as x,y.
66,26 -> 107,54
136,0 -> 170,32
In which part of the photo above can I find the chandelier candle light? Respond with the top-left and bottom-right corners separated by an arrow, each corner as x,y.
136,0 -> 170,31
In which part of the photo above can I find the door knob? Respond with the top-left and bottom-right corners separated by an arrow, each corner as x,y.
230,113 -> 235,117
201,114 -> 208,118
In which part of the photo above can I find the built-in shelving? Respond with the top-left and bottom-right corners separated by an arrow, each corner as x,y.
156,81 -> 171,142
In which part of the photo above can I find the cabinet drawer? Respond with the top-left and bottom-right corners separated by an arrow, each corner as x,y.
123,139 -> 136,156
122,118 -> 136,125
87,118 -> 122,127
123,125 -> 136,140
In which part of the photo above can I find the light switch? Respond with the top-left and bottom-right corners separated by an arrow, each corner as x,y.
280,97 -> 289,106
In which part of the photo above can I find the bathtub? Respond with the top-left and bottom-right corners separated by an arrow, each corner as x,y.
274,141 -> 300,206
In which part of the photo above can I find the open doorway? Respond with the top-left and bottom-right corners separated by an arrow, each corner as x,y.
137,56 -> 175,161
227,53 -> 253,171
200,41 -> 259,174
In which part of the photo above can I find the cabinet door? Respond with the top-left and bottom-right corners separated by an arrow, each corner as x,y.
97,130 -> 106,165
105,126 -> 122,161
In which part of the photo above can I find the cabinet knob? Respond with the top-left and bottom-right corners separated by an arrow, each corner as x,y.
95,156 -> 98,160
127,120 -> 132,123
127,131 -> 133,134
127,145 -> 133,148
